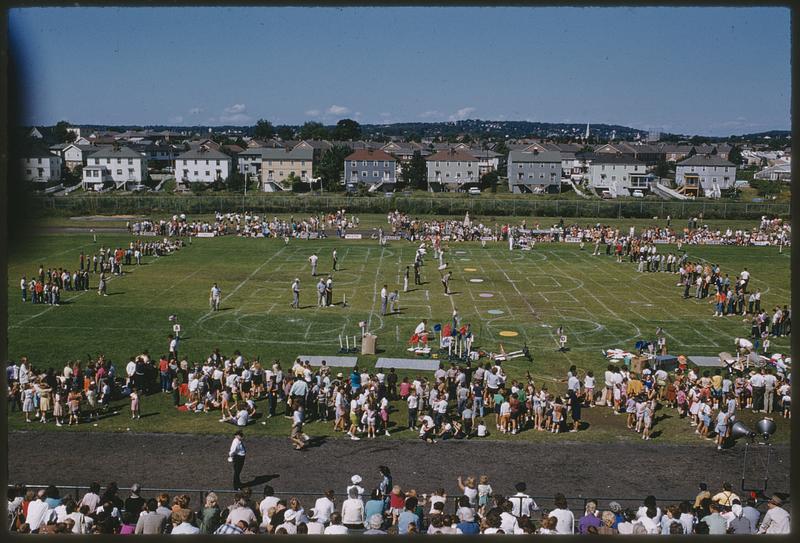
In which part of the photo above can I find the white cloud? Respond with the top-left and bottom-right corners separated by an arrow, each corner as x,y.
326,105 -> 350,115
219,113 -> 251,123
419,110 -> 442,119
188,107 -> 202,115
224,103 -> 246,114
305,109 -> 321,117
448,107 -> 476,121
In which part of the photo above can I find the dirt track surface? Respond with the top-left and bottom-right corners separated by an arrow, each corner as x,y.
8,431 -> 790,506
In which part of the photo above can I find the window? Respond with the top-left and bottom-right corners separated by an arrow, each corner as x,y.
268,160 -> 273,165
128,168 -> 134,176
362,160 -> 367,166
551,164 -> 555,169
216,170 -> 221,177
301,171 -> 307,177
436,161 -> 440,167
373,171 -> 379,177
193,171 -> 198,176
216,160 -> 220,166
128,159 -> 133,165
117,158 -> 121,164
384,161 -> 389,167
601,165 -> 605,170
362,171 -> 367,177
301,161 -> 306,166
205,171 -> 210,176
116,169 -> 122,175
612,176 -> 616,181
539,173 -> 544,179
351,161 -> 357,167
26,169 -> 31,175
456,172 -> 462,178
373,161 -> 378,166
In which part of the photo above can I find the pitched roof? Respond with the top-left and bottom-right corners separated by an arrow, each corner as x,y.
221,144 -> 245,154
176,147 -> 232,160
345,148 -> 396,162
579,152 -> 644,165
87,146 -> 146,160
426,149 -> 480,162
294,140 -> 332,152
258,147 -> 314,161
508,150 -> 562,163
22,144 -> 57,158
677,154 -> 735,167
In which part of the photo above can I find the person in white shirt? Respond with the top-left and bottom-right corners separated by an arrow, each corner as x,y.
324,511 -> 349,534
548,494 -> 575,534
226,496 -> 258,526
346,475 -> 365,501
312,490 -> 336,525
26,491 -> 54,532
228,430 -> 246,490
757,495 -> 791,534
79,484 -> 101,513
258,486 -> 279,530
509,483 -> 538,517
340,488 -> 365,529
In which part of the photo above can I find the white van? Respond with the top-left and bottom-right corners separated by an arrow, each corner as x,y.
631,189 -> 644,198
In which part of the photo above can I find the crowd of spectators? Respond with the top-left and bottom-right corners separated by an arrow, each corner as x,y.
7,477 -> 790,535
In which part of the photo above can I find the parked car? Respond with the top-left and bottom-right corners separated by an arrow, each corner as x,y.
468,187 -> 481,195
631,189 -> 644,198
601,190 -> 613,199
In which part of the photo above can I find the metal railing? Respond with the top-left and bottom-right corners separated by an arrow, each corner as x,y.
30,194 -> 790,219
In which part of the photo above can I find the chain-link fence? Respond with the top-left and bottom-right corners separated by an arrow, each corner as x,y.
31,194 -> 790,220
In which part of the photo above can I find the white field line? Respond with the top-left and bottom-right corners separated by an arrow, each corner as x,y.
487,249 -> 538,320
196,245 -> 287,324
155,269 -> 201,298
304,322 -> 313,340
366,247 -> 386,330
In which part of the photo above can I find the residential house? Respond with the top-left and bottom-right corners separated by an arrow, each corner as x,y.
507,150 -> 562,193
20,145 -> 62,184
59,143 -> 108,171
83,146 -> 148,190
259,147 -> 314,191
659,143 -> 694,162
754,160 -> 791,182
466,149 -> 502,176
292,140 -> 333,162
28,126 -> 58,144
425,149 -> 480,191
344,148 -> 397,191
594,141 -> 663,165
715,143 -> 732,160
582,153 -> 650,196
141,141 -> 179,170
675,154 -> 736,197
175,147 -> 231,184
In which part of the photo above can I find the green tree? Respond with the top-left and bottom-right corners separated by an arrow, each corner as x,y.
750,178 -> 780,198
190,181 -> 209,195
333,119 -> 361,141
494,141 -> 509,176
253,119 -> 275,140
299,121 -> 329,140
480,170 -> 499,192
402,150 -> 428,190
315,144 -> 352,191
143,171 -> 159,190
63,165 -> 83,187
727,145 -> 743,165
654,156 -> 670,178
227,168 -> 245,193
53,121 -> 76,143
288,172 -> 308,192
276,126 -> 295,140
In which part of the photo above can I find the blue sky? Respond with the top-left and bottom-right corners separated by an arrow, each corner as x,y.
9,6 -> 790,136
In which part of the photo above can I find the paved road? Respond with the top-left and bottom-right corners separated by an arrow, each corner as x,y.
8,431 -> 790,507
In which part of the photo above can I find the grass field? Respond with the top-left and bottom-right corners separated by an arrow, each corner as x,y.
7,228 -> 792,444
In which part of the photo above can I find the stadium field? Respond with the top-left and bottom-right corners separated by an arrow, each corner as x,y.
7,231 -> 792,444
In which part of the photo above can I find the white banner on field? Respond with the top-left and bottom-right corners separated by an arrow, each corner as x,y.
344,233 -> 362,240
654,239 -> 669,244
196,232 -> 215,238
383,235 -> 401,241
480,236 -> 494,241
141,231 -> 157,237
702,239 -> 722,245
752,241 -> 771,246
564,236 -> 582,243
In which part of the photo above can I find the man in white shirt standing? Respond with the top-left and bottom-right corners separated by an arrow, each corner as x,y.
228,430 -> 246,490
210,283 -> 221,311
313,490 -> 336,525
291,278 -> 300,309
308,253 -> 318,277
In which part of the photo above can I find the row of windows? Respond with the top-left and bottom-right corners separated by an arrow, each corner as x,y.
353,171 -> 393,178
350,160 -> 392,167
433,161 -> 475,167
265,160 -> 306,166
180,159 -> 223,166
265,171 -> 308,177
89,158 -> 137,165
182,170 -> 223,177
517,163 -> 557,169
433,171 -> 475,178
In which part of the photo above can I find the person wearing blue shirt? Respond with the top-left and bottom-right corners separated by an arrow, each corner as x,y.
350,368 -> 361,392
364,490 -> 385,523
397,497 -> 420,535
